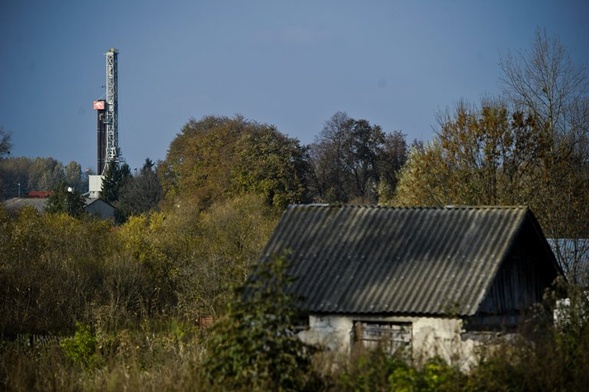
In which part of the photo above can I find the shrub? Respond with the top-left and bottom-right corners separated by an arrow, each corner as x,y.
202,254 -> 322,391
60,322 -> 99,368
337,347 -> 465,392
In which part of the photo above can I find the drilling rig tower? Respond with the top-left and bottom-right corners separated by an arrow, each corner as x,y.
90,48 -> 124,198
103,48 -> 123,172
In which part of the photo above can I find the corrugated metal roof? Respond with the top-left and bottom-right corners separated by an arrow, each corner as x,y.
260,205 -> 552,317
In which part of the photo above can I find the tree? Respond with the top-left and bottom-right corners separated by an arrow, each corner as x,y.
394,100 -> 540,206
46,180 -> 86,218
160,115 -> 310,210
64,161 -> 85,193
184,194 -> 279,317
231,126 -> 311,208
0,126 -> 12,198
118,158 -> 163,217
376,131 -> 409,202
0,126 -> 11,158
307,112 -> 355,202
99,162 -> 132,224
28,157 -> 65,192
500,30 -> 589,284
0,157 -> 32,199
0,156 -> 87,199
500,30 -> 589,144
0,205 -> 115,337
393,32 -> 589,284
100,161 -> 131,204
203,254 -> 320,391
115,211 -> 181,318
308,112 -> 408,204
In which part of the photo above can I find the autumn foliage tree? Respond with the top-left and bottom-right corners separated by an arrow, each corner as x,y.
0,206 -> 114,337
393,32 -> 589,284
160,115 -> 310,210
501,30 -> 589,283
393,100 -> 541,206
185,194 -> 279,316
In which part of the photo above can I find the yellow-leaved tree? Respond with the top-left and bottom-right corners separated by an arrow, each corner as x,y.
392,31 -> 589,284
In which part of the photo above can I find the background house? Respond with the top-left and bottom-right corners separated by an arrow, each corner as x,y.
259,204 -> 562,367
3,196 -> 115,221
3,197 -> 48,214
84,198 -> 115,221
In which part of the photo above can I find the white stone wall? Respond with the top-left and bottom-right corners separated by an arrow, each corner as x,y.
298,315 -> 353,353
298,314 -> 480,370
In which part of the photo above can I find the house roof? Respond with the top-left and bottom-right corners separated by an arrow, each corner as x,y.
84,197 -> 114,209
2,197 -> 47,213
260,204 -> 559,317
3,197 -> 115,220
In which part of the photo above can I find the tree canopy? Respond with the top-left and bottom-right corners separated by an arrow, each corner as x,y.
117,158 -> 163,218
99,161 -> 132,223
308,112 -> 408,204
393,101 -> 541,206
0,156 -> 88,199
45,180 -> 86,218
160,115 -> 310,210
500,29 -> 589,142
100,161 -> 132,204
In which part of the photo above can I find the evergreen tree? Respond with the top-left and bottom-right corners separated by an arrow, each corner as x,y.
46,181 -> 86,218
118,158 -> 163,217
100,161 -> 131,204
100,162 -> 131,223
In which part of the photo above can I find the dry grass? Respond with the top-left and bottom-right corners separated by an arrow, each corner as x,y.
0,322 -> 207,392
2,311 -> 589,392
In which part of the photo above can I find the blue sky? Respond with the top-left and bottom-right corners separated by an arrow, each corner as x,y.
1,0 -> 588,173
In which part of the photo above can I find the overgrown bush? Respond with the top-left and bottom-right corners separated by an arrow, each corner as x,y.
203,254 -> 322,391
0,195 -> 279,338
336,347 -> 465,392
60,322 -> 99,368
2,201 -> 589,391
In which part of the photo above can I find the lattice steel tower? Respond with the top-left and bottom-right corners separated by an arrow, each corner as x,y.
103,48 -> 123,173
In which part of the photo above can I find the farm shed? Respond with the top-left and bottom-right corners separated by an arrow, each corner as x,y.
259,204 -> 562,366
